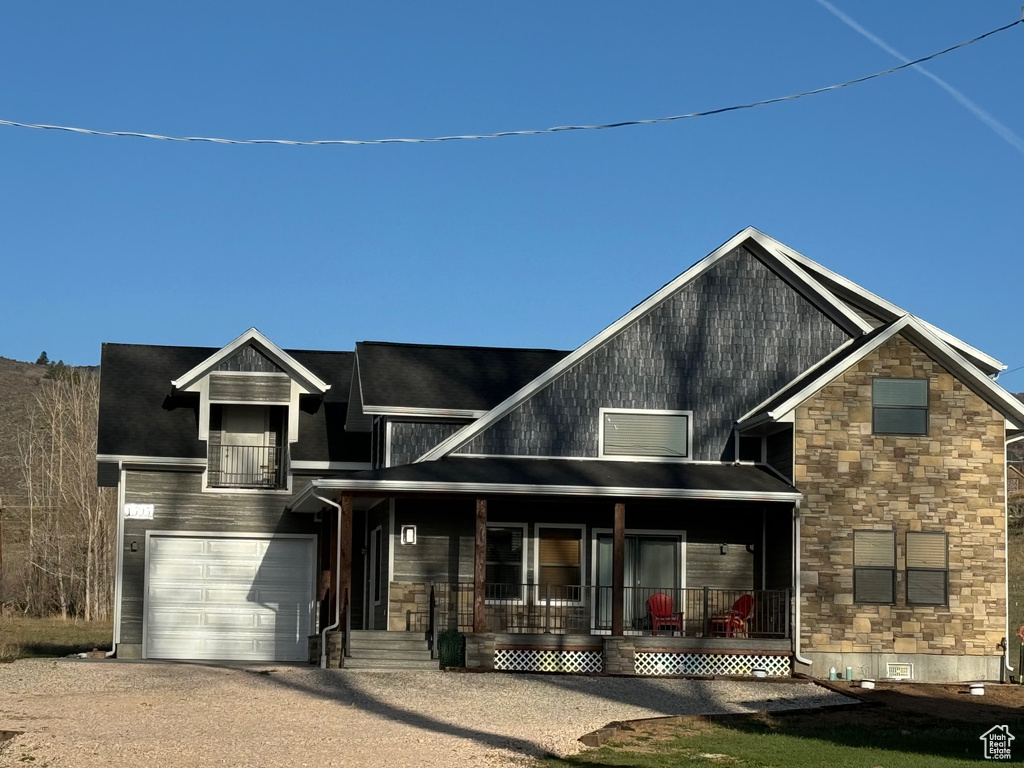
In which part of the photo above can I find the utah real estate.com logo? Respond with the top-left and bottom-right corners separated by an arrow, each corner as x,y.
980,725 -> 1014,760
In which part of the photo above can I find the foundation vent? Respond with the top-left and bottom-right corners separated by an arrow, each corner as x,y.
886,662 -> 913,680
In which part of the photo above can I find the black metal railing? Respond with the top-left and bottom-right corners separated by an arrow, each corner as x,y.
209,444 -> 284,489
431,582 -> 790,638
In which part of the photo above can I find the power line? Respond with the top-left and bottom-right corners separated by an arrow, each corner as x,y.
0,17 -> 1019,148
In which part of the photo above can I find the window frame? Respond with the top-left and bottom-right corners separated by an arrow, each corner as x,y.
853,529 -> 896,605
598,408 -> 694,462
871,378 -> 929,437
533,523 -> 587,605
485,522 -> 528,604
905,531 -> 949,607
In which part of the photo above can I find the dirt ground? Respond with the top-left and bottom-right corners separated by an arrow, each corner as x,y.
816,678 -> 1024,723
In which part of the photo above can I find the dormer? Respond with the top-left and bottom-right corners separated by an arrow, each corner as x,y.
171,328 -> 330,492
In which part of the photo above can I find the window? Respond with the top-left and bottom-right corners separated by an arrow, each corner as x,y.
906,532 -> 948,606
853,530 -> 895,604
872,379 -> 928,435
600,409 -> 692,459
486,525 -> 525,600
537,526 -> 583,601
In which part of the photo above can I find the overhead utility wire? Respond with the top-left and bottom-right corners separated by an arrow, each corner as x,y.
0,17 -> 1019,147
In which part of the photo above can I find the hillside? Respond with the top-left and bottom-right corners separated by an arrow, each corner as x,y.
0,356 -> 47,509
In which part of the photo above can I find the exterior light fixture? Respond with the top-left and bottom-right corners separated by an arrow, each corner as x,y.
400,525 -> 417,546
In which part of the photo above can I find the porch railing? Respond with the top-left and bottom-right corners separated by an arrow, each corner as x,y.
431,582 -> 790,638
208,444 -> 284,489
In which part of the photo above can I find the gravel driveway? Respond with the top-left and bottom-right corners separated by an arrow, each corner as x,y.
0,659 -> 850,767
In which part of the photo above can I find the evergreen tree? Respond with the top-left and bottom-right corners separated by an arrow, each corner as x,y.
34,351 -> 49,366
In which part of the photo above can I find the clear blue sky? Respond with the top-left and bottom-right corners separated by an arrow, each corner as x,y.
2,2 -> 1022,388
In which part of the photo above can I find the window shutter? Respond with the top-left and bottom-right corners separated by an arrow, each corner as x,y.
906,532 -> 947,568
603,412 -> 689,457
854,531 -> 894,567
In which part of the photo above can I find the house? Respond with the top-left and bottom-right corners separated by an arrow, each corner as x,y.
97,227 -> 1024,682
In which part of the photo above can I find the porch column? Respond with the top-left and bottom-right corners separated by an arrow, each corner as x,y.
339,494 -> 353,626
473,498 -> 487,633
612,501 -> 625,636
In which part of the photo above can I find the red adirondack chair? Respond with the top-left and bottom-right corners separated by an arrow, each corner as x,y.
648,592 -> 684,636
710,594 -> 754,638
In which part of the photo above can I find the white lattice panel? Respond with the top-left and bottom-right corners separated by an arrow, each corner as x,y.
494,649 -> 603,673
634,652 -> 790,677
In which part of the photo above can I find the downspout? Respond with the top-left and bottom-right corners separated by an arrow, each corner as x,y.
1004,434 -> 1015,675
83,460 -> 123,659
313,490 -> 343,670
793,499 -> 812,666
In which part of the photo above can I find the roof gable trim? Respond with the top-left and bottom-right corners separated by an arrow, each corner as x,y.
171,328 -> 330,395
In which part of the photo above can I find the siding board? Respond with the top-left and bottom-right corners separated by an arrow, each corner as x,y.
209,373 -> 291,402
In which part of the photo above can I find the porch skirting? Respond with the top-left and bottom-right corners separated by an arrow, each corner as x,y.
465,633 -> 793,677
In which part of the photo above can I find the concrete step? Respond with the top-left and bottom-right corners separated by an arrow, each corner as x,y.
343,657 -> 439,671
348,648 -> 434,661
348,632 -> 429,651
349,630 -> 426,640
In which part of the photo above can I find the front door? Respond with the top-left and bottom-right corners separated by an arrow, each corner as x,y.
596,534 -> 683,631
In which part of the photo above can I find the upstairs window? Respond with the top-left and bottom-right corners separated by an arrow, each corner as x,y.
208,404 -> 286,489
872,379 -> 928,436
600,409 -> 692,460
853,530 -> 895,604
906,531 -> 948,606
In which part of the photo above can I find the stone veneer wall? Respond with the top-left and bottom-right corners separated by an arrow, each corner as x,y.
795,334 -> 1006,672
388,581 -> 430,631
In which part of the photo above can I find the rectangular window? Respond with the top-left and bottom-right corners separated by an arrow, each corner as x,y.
600,409 -> 692,459
853,530 -> 895,604
906,531 -> 948,606
486,526 -> 524,600
872,379 -> 928,435
537,527 -> 583,601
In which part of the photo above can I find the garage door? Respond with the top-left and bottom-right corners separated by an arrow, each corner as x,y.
145,535 -> 314,661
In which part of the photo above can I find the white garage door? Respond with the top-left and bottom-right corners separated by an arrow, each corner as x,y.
146,535 -> 314,661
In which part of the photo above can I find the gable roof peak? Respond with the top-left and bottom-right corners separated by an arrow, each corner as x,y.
170,327 -> 330,394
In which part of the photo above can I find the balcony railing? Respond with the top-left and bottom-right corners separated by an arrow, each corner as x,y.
209,444 -> 285,489
431,582 -> 790,639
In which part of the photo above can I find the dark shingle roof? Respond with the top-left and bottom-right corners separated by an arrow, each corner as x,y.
98,343 -> 368,462
356,342 -> 570,411
328,456 -> 798,498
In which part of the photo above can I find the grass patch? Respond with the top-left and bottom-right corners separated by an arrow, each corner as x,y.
536,708 -> 1022,767
0,614 -> 112,659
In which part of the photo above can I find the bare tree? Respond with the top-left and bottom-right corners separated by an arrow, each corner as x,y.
12,370 -> 115,619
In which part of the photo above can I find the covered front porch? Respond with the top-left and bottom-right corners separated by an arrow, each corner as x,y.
290,457 -> 802,675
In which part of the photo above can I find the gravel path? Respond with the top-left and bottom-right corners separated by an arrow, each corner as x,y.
0,659 -> 851,767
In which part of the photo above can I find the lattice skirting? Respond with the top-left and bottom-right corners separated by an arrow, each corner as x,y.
494,649 -> 604,673
634,652 -> 791,677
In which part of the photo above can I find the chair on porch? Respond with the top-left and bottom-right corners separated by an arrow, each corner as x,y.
709,594 -> 754,638
647,592 -> 684,636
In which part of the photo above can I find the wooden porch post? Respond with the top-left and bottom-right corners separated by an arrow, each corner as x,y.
473,498 -> 488,634
339,494 -> 353,625
612,501 -> 625,636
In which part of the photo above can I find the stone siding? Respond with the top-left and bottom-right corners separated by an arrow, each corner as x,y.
796,334 -> 1006,666
388,581 -> 430,631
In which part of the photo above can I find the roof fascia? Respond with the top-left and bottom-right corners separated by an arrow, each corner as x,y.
780,247 -> 1005,373
737,334 -> 864,424
417,227 -> 854,462
739,316 -> 1024,429
307,477 -> 801,504
744,232 -> 871,336
362,405 -> 487,419
170,328 -> 330,394
737,317 -> 912,427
